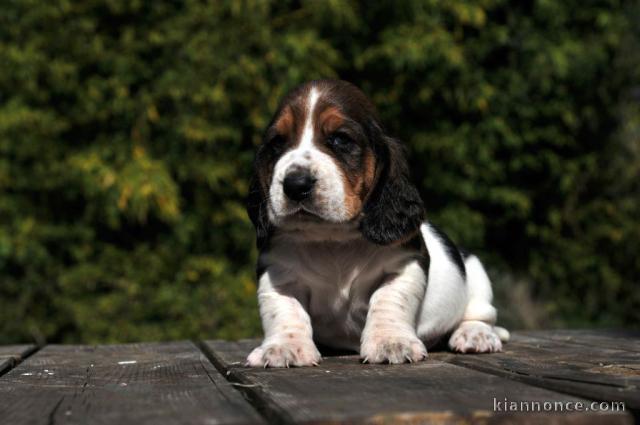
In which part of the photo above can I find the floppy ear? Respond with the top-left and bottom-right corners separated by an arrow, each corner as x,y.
246,168 -> 272,250
360,136 -> 425,245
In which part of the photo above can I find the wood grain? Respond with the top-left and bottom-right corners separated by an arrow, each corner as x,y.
517,329 -> 640,353
0,345 -> 37,376
439,332 -> 640,410
203,339 -> 630,424
0,341 -> 263,425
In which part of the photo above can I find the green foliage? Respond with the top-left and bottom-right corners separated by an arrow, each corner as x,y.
1,0 -> 638,343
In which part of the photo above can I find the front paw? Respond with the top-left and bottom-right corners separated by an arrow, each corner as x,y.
360,333 -> 427,364
246,338 -> 321,368
449,320 -> 502,353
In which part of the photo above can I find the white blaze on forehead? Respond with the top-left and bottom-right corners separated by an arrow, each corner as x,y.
299,87 -> 320,151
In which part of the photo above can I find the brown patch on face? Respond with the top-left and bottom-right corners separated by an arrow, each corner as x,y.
340,148 -> 377,218
362,150 -> 376,196
350,150 -> 380,212
307,92 -> 381,220
318,106 -> 344,134
341,176 -> 362,218
274,105 -> 294,136
317,105 -> 365,217
271,100 -> 307,150
256,96 -> 308,191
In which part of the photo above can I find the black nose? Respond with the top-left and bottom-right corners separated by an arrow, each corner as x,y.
283,170 -> 316,202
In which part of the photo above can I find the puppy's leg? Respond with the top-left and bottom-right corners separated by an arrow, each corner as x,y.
415,224 -> 468,347
360,260 -> 428,364
449,255 -> 510,353
246,272 -> 320,368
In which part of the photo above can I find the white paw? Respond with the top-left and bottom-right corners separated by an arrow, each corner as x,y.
360,334 -> 427,364
246,338 -> 321,368
449,321 -> 503,353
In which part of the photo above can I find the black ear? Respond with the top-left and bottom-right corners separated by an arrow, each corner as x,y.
246,169 -> 272,250
360,137 -> 425,245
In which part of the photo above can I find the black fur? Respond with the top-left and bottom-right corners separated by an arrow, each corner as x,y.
246,168 -> 272,250
256,252 -> 269,280
429,224 -> 467,279
458,246 -> 471,259
400,229 -> 431,269
360,136 -> 425,245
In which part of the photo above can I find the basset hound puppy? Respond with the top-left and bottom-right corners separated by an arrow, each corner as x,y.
246,79 -> 509,367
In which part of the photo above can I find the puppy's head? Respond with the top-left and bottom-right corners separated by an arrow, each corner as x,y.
247,80 -> 424,247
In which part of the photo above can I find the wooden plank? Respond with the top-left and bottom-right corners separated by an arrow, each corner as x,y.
0,341 -> 264,425
517,329 -> 640,353
0,345 -> 37,376
202,339 -> 630,424
438,332 -> 640,410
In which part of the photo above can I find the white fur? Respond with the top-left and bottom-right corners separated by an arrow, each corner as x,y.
449,320 -> 503,353
268,87 -> 351,225
300,89 -> 320,150
360,260 -> 428,363
416,223 -> 468,346
246,271 -> 321,367
462,254 -> 497,323
447,253 -> 509,353
247,220 -> 508,367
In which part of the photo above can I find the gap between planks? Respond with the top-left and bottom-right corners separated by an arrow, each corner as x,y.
0,345 -> 41,378
197,340 -> 295,425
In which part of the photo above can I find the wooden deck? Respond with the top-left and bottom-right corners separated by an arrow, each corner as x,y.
0,330 -> 638,424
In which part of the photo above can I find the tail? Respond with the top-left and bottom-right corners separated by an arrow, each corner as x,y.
463,254 -> 510,343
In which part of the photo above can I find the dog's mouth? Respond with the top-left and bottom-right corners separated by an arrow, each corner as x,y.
270,198 -> 347,227
290,208 -> 324,222
274,204 -> 335,228
276,208 -> 362,242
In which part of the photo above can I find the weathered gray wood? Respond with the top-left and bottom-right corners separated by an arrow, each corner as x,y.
0,345 -> 37,376
438,332 -> 640,410
0,341 -> 264,425
202,339 -> 630,424
517,329 -> 640,353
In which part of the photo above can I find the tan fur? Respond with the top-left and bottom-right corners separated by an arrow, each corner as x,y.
275,106 -> 294,136
342,175 -> 362,217
342,149 -> 376,218
318,106 -> 344,134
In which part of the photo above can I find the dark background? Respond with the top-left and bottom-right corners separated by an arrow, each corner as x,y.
1,0 -> 638,344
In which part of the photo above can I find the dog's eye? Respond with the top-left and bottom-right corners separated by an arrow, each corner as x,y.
327,133 -> 353,149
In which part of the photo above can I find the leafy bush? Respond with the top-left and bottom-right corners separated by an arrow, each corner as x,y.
1,0 -> 638,343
